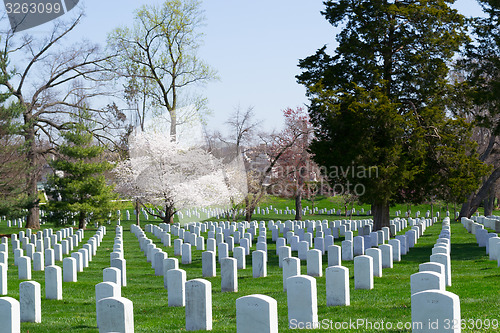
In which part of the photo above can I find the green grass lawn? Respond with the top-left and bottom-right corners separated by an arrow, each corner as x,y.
0,200 -> 499,332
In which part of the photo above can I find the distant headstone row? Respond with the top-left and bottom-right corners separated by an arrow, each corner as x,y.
462,215 -> 500,268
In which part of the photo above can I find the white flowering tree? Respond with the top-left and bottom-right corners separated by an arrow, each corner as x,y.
114,131 -> 245,223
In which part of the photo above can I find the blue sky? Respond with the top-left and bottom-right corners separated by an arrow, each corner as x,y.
5,0 -> 487,133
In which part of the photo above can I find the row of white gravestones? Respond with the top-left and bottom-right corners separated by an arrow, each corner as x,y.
410,216 -> 461,332
110,226 -> 127,286
466,215 -> 500,233
7,285 -> 276,333
0,226 -> 104,298
280,219 -> 446,310
410,217 -> 452,295
134,222 -> 266,298
1,227 -> 107,308
95,226 -> 214,333
138,219 -> 435,325
463,216 -> 500,267
21,227 -> 106,308
62,226 -> 106,283
131,224 -> 178,293
277,222 -> 434,292
140,216 -> 430,298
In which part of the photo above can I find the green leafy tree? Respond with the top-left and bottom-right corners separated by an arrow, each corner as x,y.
454,0 -> 500,218
297,0 -> 487,229
44,121 -> 117,229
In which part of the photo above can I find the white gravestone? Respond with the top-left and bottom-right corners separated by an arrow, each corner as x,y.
341,240 -> 353,261
18,256 -> 31,280
0,263 -> 6,295
379,244 -> 393,268
234,246 -> 246,270
63,257 -> 77,282
286,275 -> 318,328
45,265 -> 62,300
167,269 -> 186,307
185,279 -> 212,331
202,251 -> 216,277
0,297 -> 20,333
365,248 -> 382,277
103,267 -> 122,287
306,249 -> 322,277
411,271 -> 445,295
353,236 -> 365,256
163,258 -> 179,290
430,253 -> 451,287
111,258 -> 127,287
388,239 -> 401,262
182,243 -> 192,264
45,248 -> 55,267
33,252 -> 44,271
328,245 -> 341,266
154,252 -> 168,276
283,257 -> 300,291
278,246 -> 291,268
411,290 -> 460,333
95,281 -> 121,325
221,257 -> 238,292
97,296 -> 134,333
354,255 -> 373,290
326,265 -> 350,306
20,281 -> 41,323
236,294 -> 278,333
252,250 -> 267,278
218,243 -> 228,263
71,252 -> 83,272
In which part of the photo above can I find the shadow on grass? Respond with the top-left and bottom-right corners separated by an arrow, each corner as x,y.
450,243 -> 488,261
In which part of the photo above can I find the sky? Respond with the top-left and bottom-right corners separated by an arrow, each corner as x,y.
3,0 -> 487,133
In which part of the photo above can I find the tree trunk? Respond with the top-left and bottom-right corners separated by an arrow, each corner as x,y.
78,211 -> 86,230
294,190 -> 303,221
460,167 -> 500,218
372,201 -> 390,231
459,193 -> 473,219
245,203 -> 254,222
484,187 -> 496,216
164,205 -> 175,224
135,199 -> 140,226
24,129 -> 40,229
170,108 -> 177,142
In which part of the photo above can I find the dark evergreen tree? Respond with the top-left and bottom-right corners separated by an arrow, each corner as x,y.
44,121 -> 117,229
297,0 -> 487,229
455,0 -> 500,218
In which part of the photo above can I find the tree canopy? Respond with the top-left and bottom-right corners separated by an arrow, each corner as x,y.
107,0 -> 217,140
454,0 -> 500,218
113,131 -> 245,223
44,121 -> 117,229
297,0 -> 488,229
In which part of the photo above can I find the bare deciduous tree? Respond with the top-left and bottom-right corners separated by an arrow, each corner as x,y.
1,14 -> 118,229
107,0 -> 217,139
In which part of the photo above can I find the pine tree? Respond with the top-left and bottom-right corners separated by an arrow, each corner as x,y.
297,0 -> 488,229
44,121 -> 117,229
